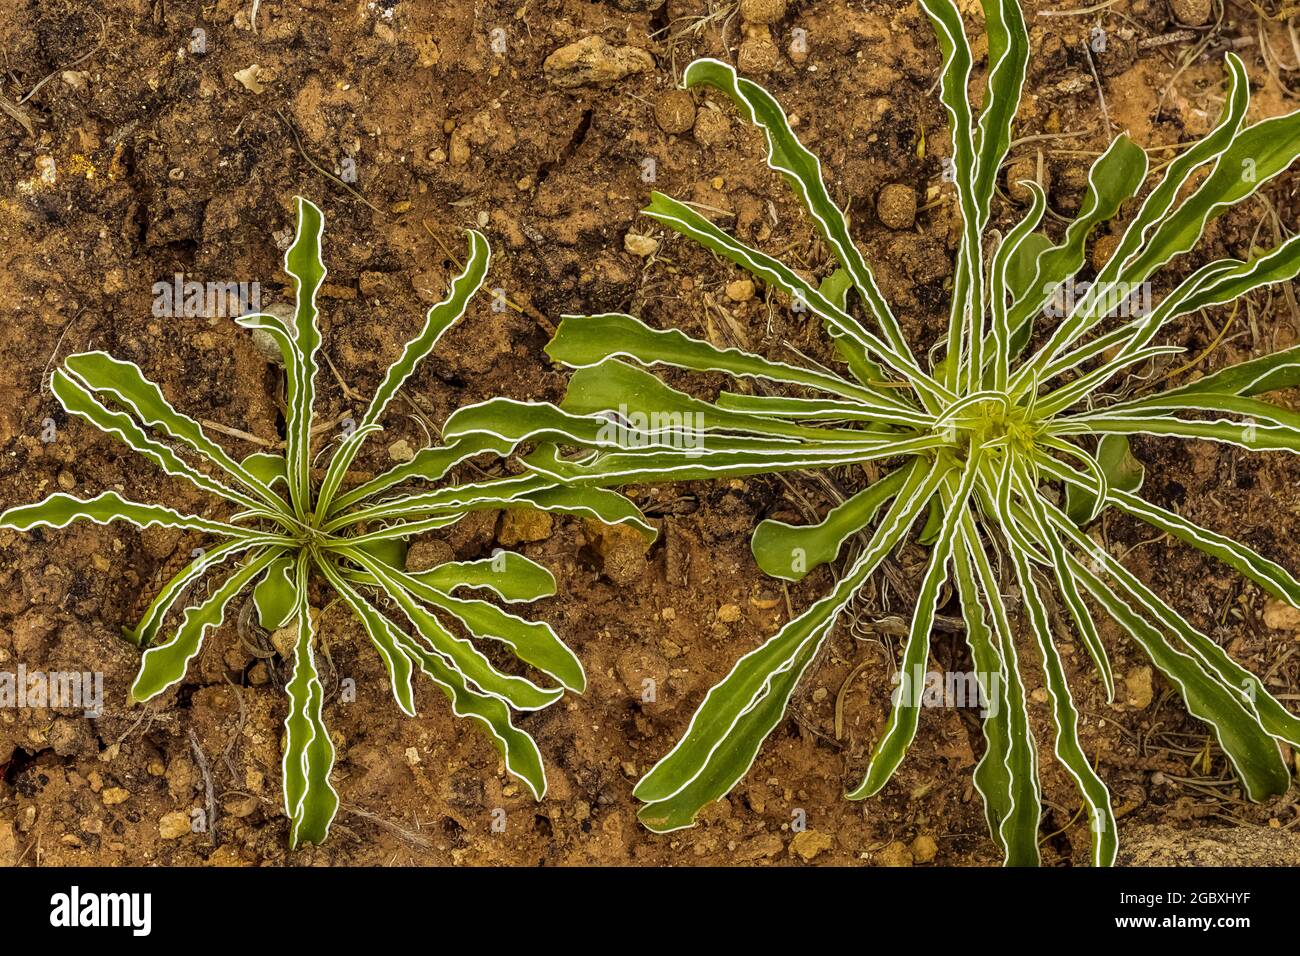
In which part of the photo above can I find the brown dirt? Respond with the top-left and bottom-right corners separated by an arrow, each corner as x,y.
1,0 -> 1299,867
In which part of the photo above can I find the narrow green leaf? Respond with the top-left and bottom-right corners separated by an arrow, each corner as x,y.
999,490 -> 1117,866
317,558 -> 418,716
281,196 -> 327,521
315,230 -> 491,518
959,517 -> 1042,866
635,460 -> 937,808
678,57 -> 919,375
850,451 -> 982,798
328,432 -> 515,515
63,352 -> 291,516
131,548 -> 282,702
350,549 -> 564,711
49,369 -> 272,516
282,553 -> 339,848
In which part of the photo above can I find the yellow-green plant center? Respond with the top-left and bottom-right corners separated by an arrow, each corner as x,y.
952,398 -> 1039,459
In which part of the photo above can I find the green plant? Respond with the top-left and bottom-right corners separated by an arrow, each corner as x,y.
0,197 -> 650,848
451,1 -> 1300,864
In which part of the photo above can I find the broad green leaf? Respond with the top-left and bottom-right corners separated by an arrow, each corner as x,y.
547,311 -> 912,412
409,553 -> 557,603
1005,135 -> 1148,352
514,484 -> 657,542
253,553 -> 299,631
1064,434 -> 1143,526
241,451 -> 288,489
751,466 -> 908,580
817,268 -> 888,387
638,633 -> 819,832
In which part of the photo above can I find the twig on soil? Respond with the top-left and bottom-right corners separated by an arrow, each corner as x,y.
199,419 -> 274,446
1137,29 -> 1201,49
322,350 -> 365,403
1136,300 -> 1240,392
200,412 -> 357,448
0,91 -> 33,135
1037,0 -> 1124,15
276,108 -> 385,215
220,674 -> 247,782
16,12 -> 107,106
40,309 -> 83,394
834,655 -> 877,741
189,728 -> 219,848
1081,39 -> 1113,138
337,801 -> 438,853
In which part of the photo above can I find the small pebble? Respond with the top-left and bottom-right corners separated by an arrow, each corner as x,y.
159,811 -> 192,839
388,438 -> 416,462
911,834 -> 938,864
726,278 -> 755,302
740,0 -> 787,24
789,829 -> 833,861
654,89 -> 696,134
876,183 -> 917,230
624,233 -> 659,257
1170,0 -> 1211,25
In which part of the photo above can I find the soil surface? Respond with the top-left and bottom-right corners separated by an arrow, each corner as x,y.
1,0 -> 1299,867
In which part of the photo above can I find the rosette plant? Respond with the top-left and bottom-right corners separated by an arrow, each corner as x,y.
448,0 -> 1300,864
0,197 -> 650,847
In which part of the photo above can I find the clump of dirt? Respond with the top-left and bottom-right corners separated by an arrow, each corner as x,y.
0,0 -> 1298,866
